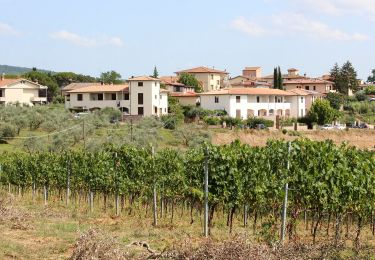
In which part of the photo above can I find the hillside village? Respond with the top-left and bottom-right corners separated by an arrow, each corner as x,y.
1,65 -> 374,128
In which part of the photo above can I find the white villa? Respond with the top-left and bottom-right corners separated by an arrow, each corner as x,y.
0,76 -> 47,106
200,88 -> 310,119
65,76 -> 168,117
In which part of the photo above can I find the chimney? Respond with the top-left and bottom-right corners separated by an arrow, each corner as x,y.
1,73 -> 4,81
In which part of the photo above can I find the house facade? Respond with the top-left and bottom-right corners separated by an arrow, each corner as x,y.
0,77 -> 47,106
160,76 -> 198,106
175,66 -> 229,92
283,78 -> 335,94
199,88 -> 306,119
65,76 -> 168,117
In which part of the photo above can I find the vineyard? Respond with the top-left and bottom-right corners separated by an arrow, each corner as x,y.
0,139 -> 374,248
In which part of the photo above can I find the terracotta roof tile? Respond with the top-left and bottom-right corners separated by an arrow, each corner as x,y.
128,76 -> 160,81
0,78 -> 47,88
243,67 -> 261,70
67,84 -> 129,93
200,88 -> 294,96
175,66 -> 228,74
284,78 -> 334,84
170,92 -> 198,97
62,82 -> 101,91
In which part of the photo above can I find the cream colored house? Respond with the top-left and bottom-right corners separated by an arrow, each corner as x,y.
283,78 -> 335,94
65,76 -> 168,117
0,77 -> 47,106
199,88 -> 297,119
286,89 -> 323,117
175,66 -> 229,92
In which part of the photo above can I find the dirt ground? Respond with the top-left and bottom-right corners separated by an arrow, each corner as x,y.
212,128 -> 375,149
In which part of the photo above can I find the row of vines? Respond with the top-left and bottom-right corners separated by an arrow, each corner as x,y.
0,139 -> 374,246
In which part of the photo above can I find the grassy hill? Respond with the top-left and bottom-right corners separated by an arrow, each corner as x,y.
0,65 -> 54,75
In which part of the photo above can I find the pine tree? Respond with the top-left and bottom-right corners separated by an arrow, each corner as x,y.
340,61 -> 358,94
273,67 -> 277,89
153,66 -> 159,78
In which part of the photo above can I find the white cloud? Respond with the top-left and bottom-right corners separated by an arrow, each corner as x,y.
231,17 -> 267,37
272,13 -> 369,41
232,14 -> 368,41
293,0 -> 375,16
0,22 -> 20,36
51,30 -> 124,47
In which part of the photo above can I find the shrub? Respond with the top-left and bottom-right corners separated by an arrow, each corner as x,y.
355,91 -> 367,102
365,85 -> 375,95
246,117 -> 274,128
282,129 -> 287,135
221,116 -> 243,127
0,122 -> 16,141
203,116 -> 221,125
161,115 -> 180,130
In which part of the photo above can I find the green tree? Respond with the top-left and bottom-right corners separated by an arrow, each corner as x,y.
325,92 -> 344,110
367,69 -> 375,83
53,72 -> 97,88
308,99 -> 338,125
330,61 -> 359,95
273,67 -> 277,89
100,70 -> 122,84
341,61 -> 359,93
177,73 -> 202,93
277,66 -> 283,90
153,66 -> 159,78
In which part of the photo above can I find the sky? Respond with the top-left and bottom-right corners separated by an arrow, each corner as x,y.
0,0 -> 374,80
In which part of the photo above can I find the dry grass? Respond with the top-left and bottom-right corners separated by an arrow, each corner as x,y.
2,190 -> 375,259
212,129 -> 375,149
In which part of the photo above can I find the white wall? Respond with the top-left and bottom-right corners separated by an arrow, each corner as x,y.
2,81 -> 46,106
201,94 -> 292,119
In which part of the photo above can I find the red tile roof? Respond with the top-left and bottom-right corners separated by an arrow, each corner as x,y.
175,66 -> 228,74
200,88 -> 294,96
170,92 -> 199,97
128,76 -> 160,81
0,78 -> 46,88
284,78 -> 333,84
67,84 -> 129,93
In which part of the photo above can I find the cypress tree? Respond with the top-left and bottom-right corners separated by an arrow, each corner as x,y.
277,66 -> 283,90
273,67 -> 277,89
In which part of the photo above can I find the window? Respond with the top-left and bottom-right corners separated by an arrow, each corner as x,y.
154,107 -> 157,114
66,94 -> 70,101
313,86 -> 316,91
155,95 -> 157,100
98,93 -> 103,100
111,93 -> 116,100
124,93 -> 129,100
0,90 -> 2,97
275,97 -> 277,103
305,86 -> 310,90
77,94 -> 83,101
211,74 -> 214,80
300,109 -> 304,116
138,82 -> 143,87
214,96 -> 219,103
138,107 -> 144,115
217,80 -> 220,85
300,97 -> 304,103
138,93 -> 143,105
256,96 -> 260,103
269,109 -> 274,115
236,96 -> 241,103
175,86 -> 180,92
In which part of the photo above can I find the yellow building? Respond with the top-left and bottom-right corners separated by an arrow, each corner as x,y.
175,66 -> 228,92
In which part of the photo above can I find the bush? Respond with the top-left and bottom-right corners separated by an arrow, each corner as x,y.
355,91 -> 367,102
203,116 -> 221,125
246,117 -> 274,128
161,115 -> 180,130
0,122 -> 16,141
282,129 -> 287,135
365,85 -> 375,95
221,116 -> 243,127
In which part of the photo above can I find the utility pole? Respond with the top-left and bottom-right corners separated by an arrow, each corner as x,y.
281,142 -> 291,243
115,152 -> 120,216
204,146 -> 209,237
152,146 -> 157,227
66,159 -> 70,206
130,119 -> 133,142
82,118 -> 86,149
